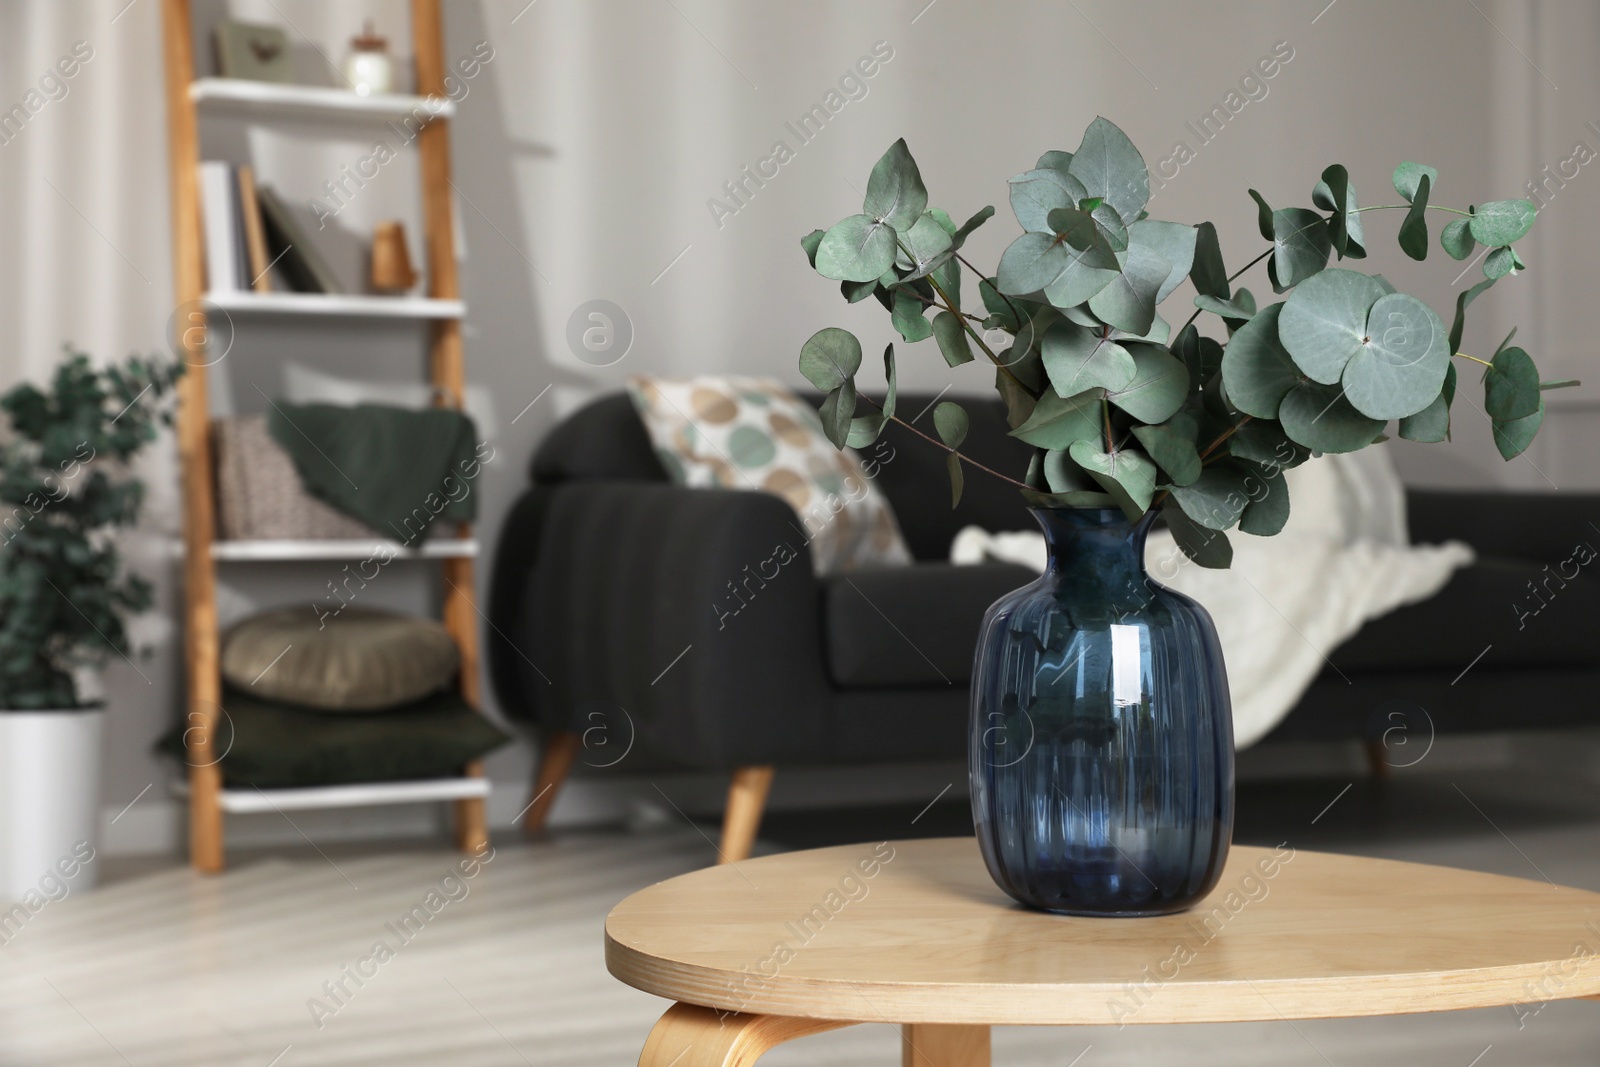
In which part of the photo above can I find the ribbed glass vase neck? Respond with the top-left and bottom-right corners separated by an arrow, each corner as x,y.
1031,507 -> 1154,585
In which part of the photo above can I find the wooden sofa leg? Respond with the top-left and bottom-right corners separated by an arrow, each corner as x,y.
1363,739 -> 1392,779
523,732 -> 580,835
718,766 -> 774,864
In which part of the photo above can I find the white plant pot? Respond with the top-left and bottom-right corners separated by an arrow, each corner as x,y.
0,709 -> 103,901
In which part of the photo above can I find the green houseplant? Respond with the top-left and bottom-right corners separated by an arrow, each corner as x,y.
796,117 -> 1572,915
0,349 -> 179,899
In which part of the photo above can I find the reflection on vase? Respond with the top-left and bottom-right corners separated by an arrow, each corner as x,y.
969,506 -> 1234,916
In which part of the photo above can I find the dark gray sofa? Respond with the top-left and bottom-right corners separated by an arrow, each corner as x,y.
488,391 -> 1599,858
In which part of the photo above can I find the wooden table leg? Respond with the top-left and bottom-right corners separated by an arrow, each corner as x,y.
638,1003 -> 849,1067
902,1023 -> 991,1067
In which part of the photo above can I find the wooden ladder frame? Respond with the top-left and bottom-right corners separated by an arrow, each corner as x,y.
160,0 -> 487,872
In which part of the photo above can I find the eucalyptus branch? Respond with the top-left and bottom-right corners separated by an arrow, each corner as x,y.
1198,415 -> 1252,461
1353,203 -> 1473,216
925,268 -> 1036,397
954,250 -> 1026,330
858,392 -> 1031,489
892,281 -> 988,324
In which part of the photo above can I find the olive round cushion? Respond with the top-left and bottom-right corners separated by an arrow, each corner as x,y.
221,607 -> 459,711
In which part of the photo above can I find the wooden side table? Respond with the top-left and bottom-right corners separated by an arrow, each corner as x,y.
606,838 -> 1600,1066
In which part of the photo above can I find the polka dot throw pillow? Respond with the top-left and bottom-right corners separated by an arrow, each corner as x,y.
626,375 -> 913,575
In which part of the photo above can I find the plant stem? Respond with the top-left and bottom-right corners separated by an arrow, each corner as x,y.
1353,203 -> 1473,216
1101,397 -> 1114,453
894,235 -> 1036,398
925,269 -> 1035,397
1176,247 -> 1275,338
1453,351 -> 1493,368
1226,247 -> 1274,284
858,392 -> 1031,489
894,283 -> 988,325
954,250 -> 1026,328
1198,414 -> 1252,461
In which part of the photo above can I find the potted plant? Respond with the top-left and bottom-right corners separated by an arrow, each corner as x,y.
0,350 -> 179,899
797,117 -> 1572,916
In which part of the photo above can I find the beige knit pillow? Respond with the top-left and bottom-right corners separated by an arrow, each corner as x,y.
626,375 -> 912,574
221,607 -> 460,711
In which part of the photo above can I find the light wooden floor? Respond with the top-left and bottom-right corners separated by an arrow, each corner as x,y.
3,766 -> 1599,1066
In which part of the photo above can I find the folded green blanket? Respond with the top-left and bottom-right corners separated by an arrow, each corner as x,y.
267,402 -> 481,541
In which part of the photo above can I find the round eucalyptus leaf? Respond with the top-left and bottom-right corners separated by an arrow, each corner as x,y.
863,138 -> 928,233
1392,161 -> 1438,204
1469,199 -> 1537,246
1398,173 -> 1431,261
1397,393 -> 1450,443
996,232 -> 1069,295
1228,419 -> 1311,469
798,327 -> 863,391
1088,243 -> 1170,335
890,289 -> 933,343
1278,381 -> 1385,453
1271,208 -> 1332,288
1008,388 -> 1103,449
1065,116 -> 1150,226
932,310 -> 974,368
815,214 -> 895,282
1041,320 -> 1136,396
1106,343 -> 1189,424
1484,345 -> 1541,421
1484,246 -> 1518,280
1008,168 -> 1089,233
817,380 -> 857,449
1237,463 -> 1289,536
1440,217 -> 1475,261
1037,149 -> 1073,174
933,400 -> 968,449
1221,302 -> 1301,418
1043,448 -> 1095,494
1041,253 -> 1120,310
1129,220 -> 1198,302
800,228 -> 825,268
1342,293 -> 1450,420
1279,268 -> 1387,384
897,213 -> 955,279
1492,398 -> 1544,460
1190,221 -> 1229,301
1068,439 -> 1157,519
1163,498 -> 1232,569
1169,464 -> 1251,531
1131,420 -> 1201,486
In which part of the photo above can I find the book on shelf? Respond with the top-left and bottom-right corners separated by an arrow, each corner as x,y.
235,166 -> 272,293
198,161 -> 240,292
197,161 -> 344,296
255,184 -> 344,295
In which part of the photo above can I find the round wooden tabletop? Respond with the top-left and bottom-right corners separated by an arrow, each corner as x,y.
606,838 -> 1600,1026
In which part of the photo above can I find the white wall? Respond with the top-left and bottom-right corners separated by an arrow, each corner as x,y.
0,0 -> 1596,853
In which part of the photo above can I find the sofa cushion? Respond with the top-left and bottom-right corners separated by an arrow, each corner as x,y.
823,562 -> 1036,687
1331,557 -> 1598,673
627,375 -> 912,575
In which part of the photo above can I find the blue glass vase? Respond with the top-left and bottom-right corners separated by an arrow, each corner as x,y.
969,507 -> 1234,916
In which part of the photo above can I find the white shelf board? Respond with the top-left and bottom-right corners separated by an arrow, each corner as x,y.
204,291 -> 464,319
211,538 -> 477,562
190,77 -> 455,121
172,777 -> 489,814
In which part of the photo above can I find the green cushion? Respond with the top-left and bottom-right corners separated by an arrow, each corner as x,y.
156,687 -> 512,789
221,607 -> 459,711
